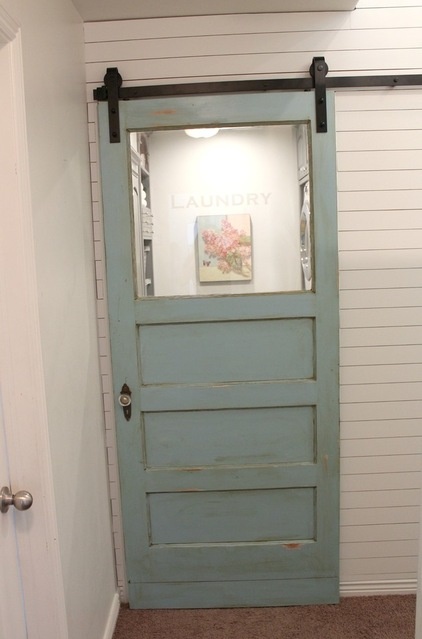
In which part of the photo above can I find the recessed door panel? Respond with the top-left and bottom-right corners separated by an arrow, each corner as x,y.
143,407 -> 315,468
139,318 -> 314,384
148,488 -> 315,544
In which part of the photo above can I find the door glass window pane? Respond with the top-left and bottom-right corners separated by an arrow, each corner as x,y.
130,124 -> 312,298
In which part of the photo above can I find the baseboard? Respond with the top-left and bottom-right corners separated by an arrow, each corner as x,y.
340,579 -> 417,597
102,581 -> 415,621
103,592 -> 121,639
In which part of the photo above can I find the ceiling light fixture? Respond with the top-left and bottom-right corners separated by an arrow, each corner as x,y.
185,128 -> 219,139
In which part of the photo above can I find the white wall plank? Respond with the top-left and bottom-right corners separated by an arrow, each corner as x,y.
85,49 -> 422,84
340,269 -> 422,289
341,506 -> 419,526
341,539 -> 419,559
341,454 -> 422,474
339,248 -> 422,270
336,110 -> 422,132
342,437 -> 422,456
341,521 -> 419,543
336,90 -> 422,111
341,382 -> 422,403
84,13 -> 354,43
337,150 -> 422,171
341,326 -> 422,347
350,6 -> 422,28
341,363 -> 422,384
341,419 -> 422,438
338,210 -> 422,231
337,131 -> 422,152
341,472 -> 421,492
83,8 -> 422,43
338,170 -> 422,191
340,557 -> 418,576
339,229 -> 422,250
339,190 -> 422,211
341,308 -> 422,328
84,28 -> 422,64
341,345 -> 422,366
340,288 -> 422,308
342,490 -> 420,508
341,402 -> 422,421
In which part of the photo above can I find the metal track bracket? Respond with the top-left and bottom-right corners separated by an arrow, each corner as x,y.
310,57 -> 329,133
94,67 -> 122,143
93,58 -> 422,142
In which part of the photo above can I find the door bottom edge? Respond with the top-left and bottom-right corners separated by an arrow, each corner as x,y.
128,577 -> 339,609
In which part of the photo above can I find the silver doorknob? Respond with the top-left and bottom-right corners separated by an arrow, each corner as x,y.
0,486 -> 33,514
118,393 -> 131,407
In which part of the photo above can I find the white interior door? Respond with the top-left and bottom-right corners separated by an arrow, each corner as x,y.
0,30 -> 29,639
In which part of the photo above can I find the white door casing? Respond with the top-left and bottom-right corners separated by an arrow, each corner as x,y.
0,6 -> 68,638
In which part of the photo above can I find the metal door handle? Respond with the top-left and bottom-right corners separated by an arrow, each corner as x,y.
118,383 -> 132,421
118,393 -> 132,407
0,486 -> 33,514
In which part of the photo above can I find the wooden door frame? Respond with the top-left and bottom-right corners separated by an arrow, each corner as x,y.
0,7 -> 68,637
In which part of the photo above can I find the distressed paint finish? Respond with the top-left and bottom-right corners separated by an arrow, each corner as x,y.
144,407 -> 315,467
139,318 -> 314,383
98,90 -> 339,608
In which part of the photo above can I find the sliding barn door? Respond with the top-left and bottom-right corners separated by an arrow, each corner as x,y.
98,90 -> 339,608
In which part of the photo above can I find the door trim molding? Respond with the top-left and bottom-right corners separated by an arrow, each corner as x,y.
0,5 -> 18,43
102,593 -> 121,639
0,8 -> 68,638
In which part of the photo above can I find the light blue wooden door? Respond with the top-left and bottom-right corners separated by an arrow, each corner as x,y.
98,91 -> 339,609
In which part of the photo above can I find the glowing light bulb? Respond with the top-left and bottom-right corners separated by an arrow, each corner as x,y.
185,128 -> 219,139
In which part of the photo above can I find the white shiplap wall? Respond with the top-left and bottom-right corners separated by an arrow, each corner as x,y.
84,0 -> 422,600
337,89 -> 422,593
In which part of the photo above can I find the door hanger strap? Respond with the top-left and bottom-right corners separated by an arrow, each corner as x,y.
310,57 -> 328,134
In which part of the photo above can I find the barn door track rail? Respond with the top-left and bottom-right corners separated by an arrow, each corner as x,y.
93,57 -> 422,143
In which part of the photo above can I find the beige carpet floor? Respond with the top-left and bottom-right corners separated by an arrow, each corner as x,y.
113,595 -> 416,639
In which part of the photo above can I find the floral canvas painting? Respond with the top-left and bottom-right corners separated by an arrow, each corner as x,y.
197,214 -> 252,282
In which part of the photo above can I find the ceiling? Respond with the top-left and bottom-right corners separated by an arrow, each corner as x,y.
73,0 -> 358,23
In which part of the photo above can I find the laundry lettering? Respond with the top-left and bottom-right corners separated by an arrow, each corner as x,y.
170,193 -> 272,210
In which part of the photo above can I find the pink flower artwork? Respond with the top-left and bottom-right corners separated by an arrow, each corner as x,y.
198,214 -> 252,282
